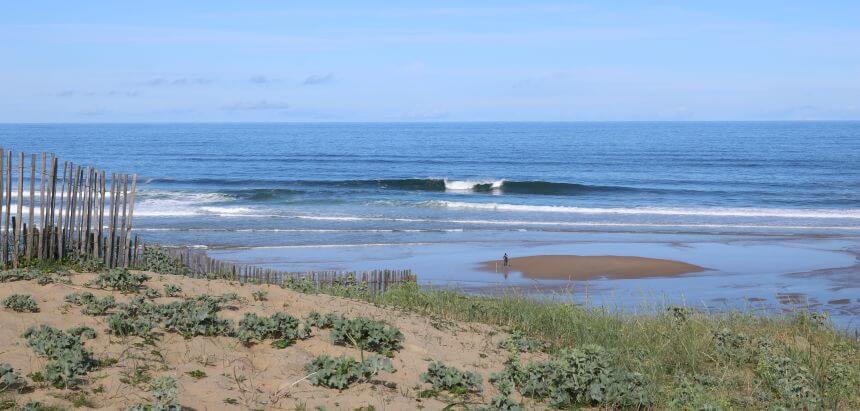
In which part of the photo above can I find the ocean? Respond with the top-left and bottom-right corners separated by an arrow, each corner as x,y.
4,122 -> 859,248
5,122 -> 860,326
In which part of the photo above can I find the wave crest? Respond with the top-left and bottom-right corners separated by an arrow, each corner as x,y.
145,177 -> 633,196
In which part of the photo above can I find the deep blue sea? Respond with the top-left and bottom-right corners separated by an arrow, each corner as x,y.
3,122 -> 859,248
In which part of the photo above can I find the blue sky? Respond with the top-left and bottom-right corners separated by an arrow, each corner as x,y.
2,1 -> 859,122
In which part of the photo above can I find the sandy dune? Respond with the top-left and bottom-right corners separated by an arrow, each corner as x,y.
0,272 -> 543,410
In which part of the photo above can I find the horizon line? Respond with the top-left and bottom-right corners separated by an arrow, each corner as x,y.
3,119 -> 860,125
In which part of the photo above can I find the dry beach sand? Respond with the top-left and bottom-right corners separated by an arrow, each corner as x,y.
0,272 -> 545,410
482,254 -> 705,280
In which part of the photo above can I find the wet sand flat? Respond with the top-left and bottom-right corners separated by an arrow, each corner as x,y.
210,235 -> 860,329
481,254 -> 705,280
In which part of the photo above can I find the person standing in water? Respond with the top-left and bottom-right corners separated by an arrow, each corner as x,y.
503,253 -> 509,267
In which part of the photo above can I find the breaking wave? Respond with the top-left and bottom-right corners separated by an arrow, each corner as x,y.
144,177 -> 639,196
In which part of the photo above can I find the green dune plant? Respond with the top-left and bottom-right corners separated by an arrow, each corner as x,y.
235,312 -> 311,347
304,355 -> 394,390
0,363 -> 25,392
140,247 -> 190,276
163,284 -> 182,297
22,325 -> 98,388
330,317 -> 404,356
87,268 -> 150,293
2,294 -> 39,313
420,362 -> 482,395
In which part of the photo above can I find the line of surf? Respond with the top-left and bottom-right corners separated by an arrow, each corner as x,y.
434,201 -> 860,219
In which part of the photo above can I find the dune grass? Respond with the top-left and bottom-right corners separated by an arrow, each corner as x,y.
326,282 -> 860,409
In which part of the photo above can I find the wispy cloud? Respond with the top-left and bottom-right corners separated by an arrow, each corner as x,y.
57,90 -> 139,97
107,90 -> 140,97
221,100 -> 290,111
249,75 -> 278,84
302,73 -> 334,85
143,77 -> 211,86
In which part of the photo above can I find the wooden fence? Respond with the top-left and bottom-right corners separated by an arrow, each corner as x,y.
158,246 -> 415,293
1,148 -> 415,292
0,149 -> 140,269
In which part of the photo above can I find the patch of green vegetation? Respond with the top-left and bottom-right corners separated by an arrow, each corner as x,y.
71,258 -> 105,273
22,325 -> 98,388
491,344 -> 652,409
17,400 -> 65,411
282,277 -> 316,294
251,290 -> 268,301
81,295 -> 116,316
0,266 -> 69,285
0,268 -> 40,282
794,311 -> 831,329
107,313 -> 156,338
194,292 -> 242,306
119,365 -> 153,388
163,284 -> 182,297
139,246 -> 190,276
142,286 -> 161,300
497,331 -> 545,353
93,293 -> 243,342
320,275 -> 373,299
160,297 -> 233,338
284,274 -> 376,299
186,370 -> 206,380
66,291 -> 117,316
67,326 -> 97,340
754,337 -> 858,409
305,311 -> 344,328
319,282 -> 860,409
2,294 -> 39,313
329,317 -> 404,356
236,312 -> 311,347
666,305 -> 695,323
64,291 -> 95,305
304,355 -> 394,390
128,376 -> 180,410
283,275 -> 373,297
481,377 -> 523,411
60,391 -> 94,408
0,363 -> 25,392
667,373 -> 724,410
420,362 -> 482,395
87,268 -> 150,293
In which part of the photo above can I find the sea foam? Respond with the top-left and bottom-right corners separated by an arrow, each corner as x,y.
434,201 -> 860,219
443,179 -> 505,191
